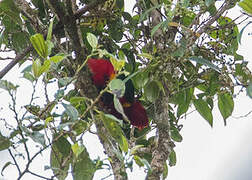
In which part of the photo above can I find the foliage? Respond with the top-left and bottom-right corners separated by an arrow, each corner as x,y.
0,0 -> 252,179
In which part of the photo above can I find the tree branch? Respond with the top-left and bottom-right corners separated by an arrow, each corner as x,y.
147,96 -> 175,180
14,0 -> 44,33
0,45 -> 32,79
95,120 -> 127,180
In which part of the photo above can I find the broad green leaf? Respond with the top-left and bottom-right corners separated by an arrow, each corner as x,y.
193,98 -> 213,127
99,112 -> 128,152
110,57 -> 125,71
72,146 -> 95,180
239,0 -> 252,15
46,40 -> 54,56
49,55 -> 68,63
30,33 -> 48,59
0,133 -> 11,151
58,77 -> 74,87
109,79 -> 125,98
170,126 -> 183,142
189,56 -> 220,73
86,33 -> 98,49
132,71 -> 149,89
45,117 -> 53,127
134,155 -> 144,167
71,143 -> 84,158
0,80 -> 18,91
144,81 -> 160,102
177,88 -> 194,117
50,135 -> 71,180
38,59 -> 51,76
23,72 -> 35,82
205,0 -> 214,7
62,103 -> 79,121
113,95 -> 127,120
130,145 -> 145,155
32,58 -> 42,78
218,92 -> 234,125
247,82 -> 252,98
29,131 -> 46,147
168,150 -> 176,166
104,113 -> 123,126
54,136 -> 71,156
0,0 -> 21,25
46,17 -> 55,41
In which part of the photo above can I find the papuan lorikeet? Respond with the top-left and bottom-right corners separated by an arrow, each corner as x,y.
87,58 -> 149,130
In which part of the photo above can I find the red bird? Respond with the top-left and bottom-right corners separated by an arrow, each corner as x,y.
87,58 -> 115,89
87,58 -> 149,130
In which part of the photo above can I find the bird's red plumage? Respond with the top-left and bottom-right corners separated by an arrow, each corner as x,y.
87,58 -> 149,130
87,58 -> 115,89
120,97 -> 149,130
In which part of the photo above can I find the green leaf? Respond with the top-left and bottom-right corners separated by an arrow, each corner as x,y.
38,59 -> 51,76
0,80 -> 18,91
132,71 -> 149,89
218,92 -> 234,125
62,103 -> 79,121
113,95 -> 127,120
177,88 -> 194,117
144,80 -> 160,102
32,58 -> 42,78
71,143 -> 84,158
29,131 -> 46,147
110,56 -> 125,71
247,82 -> 252,98
99,112 -> 128,152
46,17 -> 55,41
134,155 -> 144,167
189,56 -> 220,73
50,135 -> 71,180
0,133 -> 11,151
72,146 -> 95,180
239,0 -> 252,15
109,79 -> 125,98
170,126 -> 183,142
151,21 -> 165,37
49,54 -> 68,63
23,72 -> 35,82
58,77 -> 74,87
30,33 -> 48,59
0,0 -> 21,25
193,98 -> 213,127
205,0 -> 214,7
54,136 -> 71,156
86,33 -> 98,49
168,150 -> 176,166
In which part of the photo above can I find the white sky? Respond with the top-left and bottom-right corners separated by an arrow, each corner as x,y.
1,1 -> 252,180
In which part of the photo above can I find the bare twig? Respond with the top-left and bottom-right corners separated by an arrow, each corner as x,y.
0,45 -> 32,79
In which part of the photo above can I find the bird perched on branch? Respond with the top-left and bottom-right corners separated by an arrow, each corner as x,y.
87,58 -> 149,130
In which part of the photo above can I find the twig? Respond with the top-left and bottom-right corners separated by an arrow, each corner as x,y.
0,45 -> 32,79
8,149 -> 21,175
